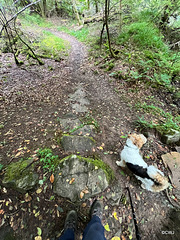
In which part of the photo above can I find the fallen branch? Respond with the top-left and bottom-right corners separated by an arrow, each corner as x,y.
13,18 -> 44,65
169,41 -> 180,49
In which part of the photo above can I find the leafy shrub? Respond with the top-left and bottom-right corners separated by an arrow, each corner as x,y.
135,103 -> 180,134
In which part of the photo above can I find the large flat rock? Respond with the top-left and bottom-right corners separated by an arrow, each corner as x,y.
61,135 -> 96,153
53,155 -> 114,202
59,117 -> 95,137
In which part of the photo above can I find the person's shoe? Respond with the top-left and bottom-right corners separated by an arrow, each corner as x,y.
90,200 -> 103,220
64,210 -> 77,231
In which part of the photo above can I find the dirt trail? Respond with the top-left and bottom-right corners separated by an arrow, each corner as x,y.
0,30 -> 175,240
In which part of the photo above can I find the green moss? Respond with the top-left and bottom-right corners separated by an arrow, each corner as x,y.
3,158 -> 34,183
59,154 -> 115,183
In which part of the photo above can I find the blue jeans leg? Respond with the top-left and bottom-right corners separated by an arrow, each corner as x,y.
57,228 -> 74,240
82,216 -> 106,240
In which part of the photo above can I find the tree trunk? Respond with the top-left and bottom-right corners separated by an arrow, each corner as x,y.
94,0 -> 98,13
119,0 -> 122,33
105,0 -> 115,57
87,0 -> 90,10
72,0 -> 81,25
42,0 -> 47,18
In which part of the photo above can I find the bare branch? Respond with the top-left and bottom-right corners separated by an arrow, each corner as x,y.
0,0 -> 41,34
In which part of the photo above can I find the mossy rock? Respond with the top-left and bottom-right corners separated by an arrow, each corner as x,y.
2,159 -> 38,193
161,129 -> 180,145
53,154 -> 115,202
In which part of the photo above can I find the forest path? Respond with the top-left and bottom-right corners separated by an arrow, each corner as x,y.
0,29 -> 172,240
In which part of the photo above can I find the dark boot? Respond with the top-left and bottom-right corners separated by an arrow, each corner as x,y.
90,200 -> 103,220
64,210 -> 77,232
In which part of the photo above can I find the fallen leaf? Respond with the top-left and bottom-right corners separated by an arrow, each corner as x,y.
15,152 -> 22,158
80,191 -> 84,199
113,212 -> 118,220
50,174 -> 54,183
121,235 -> 126,240
25,193 -> 32,202
36,188 -> 42,194
37,227 -> 42,236
35,236 -> 42,240
135,193 -> 140,201
0,209 -> 5,214
111,237 -> 120,240
82,203 -> 87,208
69,178 -> 75,184
82,189 -> 89,194
104,223 -> 110,232
57,210 -> 60,217
35,211 -> 40,217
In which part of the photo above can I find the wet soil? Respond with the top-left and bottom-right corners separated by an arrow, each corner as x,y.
0,29 -> 179,240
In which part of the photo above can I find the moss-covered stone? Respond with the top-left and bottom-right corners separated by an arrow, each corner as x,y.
59,154 -> 115,183
2,158 -> 38,193
54,154 -> 115,202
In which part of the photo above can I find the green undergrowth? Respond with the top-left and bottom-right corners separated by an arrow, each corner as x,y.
57,25 -> 90,42
117,21 -> 167,50
38,148 -> 59,173
19,14 -> 70,61
35,30 -> 70,60
135,102 -> 180,134
20,13 -> 53,28
97,13 -> 180,91
116,20 -> 180,89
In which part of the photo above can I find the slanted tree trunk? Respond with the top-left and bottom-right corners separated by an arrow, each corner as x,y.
72,0 -> 82,25
105,0 -> 115,57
